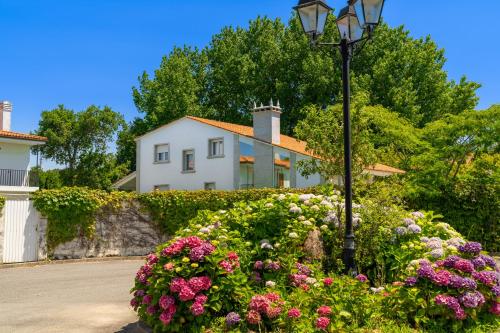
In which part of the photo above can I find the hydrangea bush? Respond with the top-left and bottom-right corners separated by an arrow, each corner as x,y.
131,192 -> 499,332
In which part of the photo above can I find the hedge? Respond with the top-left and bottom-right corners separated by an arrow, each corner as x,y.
0,196 -> 5,212
138,187 -> 323,235
32,187 -> 324,253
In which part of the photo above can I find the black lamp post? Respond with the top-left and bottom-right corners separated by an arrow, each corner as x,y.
294,0 -> 385,275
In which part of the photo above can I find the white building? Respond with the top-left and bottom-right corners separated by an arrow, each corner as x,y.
115,103 -> 404,193
0,101 -> 47,195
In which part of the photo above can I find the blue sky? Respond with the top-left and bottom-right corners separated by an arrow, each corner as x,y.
1,0 -> 499,138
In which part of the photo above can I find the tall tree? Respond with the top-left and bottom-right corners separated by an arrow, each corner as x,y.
34,105 -> 126,188
294,98 -> 377,182
118,15 -> 480,170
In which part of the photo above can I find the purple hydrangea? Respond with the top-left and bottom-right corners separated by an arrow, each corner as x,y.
296,263 -> 312,276
471,257 -> 486,270
479,254 -> 497,268
458,291 -> 485,308
225,312 -> 241,326
458,242 -> 482,255
427,239 -> 443,250
491,285 -> 500,297
443,255 -> 461,268
403,218 -> 415,226
395,227 -> 408,235
462,277 -> 478,290
435,294 -> 466,320
408,224 -> 422,234
417,264 -> 435,279
265,261 -> 281,271
405,276 -> 418,286
472,271 -> 498,286
412,211 -> 425,219
449,275 -> 464,288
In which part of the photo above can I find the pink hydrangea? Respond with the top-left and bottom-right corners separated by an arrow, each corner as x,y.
130,298 -> 139,309
190,302 -> 205,316
194,294 -> 208,304
289,274 -> 308,287
317,305 -> 332,316
184,236 -> 203,249
316,317 -> 330,330
179,285 -> 196,301
266,306 -> 282,318
146,305 -> 157,315
288,308 -> 301,318
454,259 -> 474,273
249,295 -> 270,313
188,276 -> 212,293
432,270 -> 452,286
219,260 -> 234,273
159,295 -> 175,310
159,311 -> 174,325
142,294 -> 152,305
170,277 -> 187,293
254,261 -> 264,270
355,274 -> 368,283
227,252 -> 239,261
246,310 -> 262,325
163,262 -> 174,271
490,302 -> 500,315
323,277 -> 334,286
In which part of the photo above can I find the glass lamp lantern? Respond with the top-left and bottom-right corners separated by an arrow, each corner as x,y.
353,0 -> 385,27
336,5 -> 363,41
294,0 -> 332,39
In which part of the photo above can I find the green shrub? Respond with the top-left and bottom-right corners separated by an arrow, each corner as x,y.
0,196 -> 5,211
138,187 -> 323,235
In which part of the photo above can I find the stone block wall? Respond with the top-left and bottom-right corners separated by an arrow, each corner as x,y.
38,200 -> 168,260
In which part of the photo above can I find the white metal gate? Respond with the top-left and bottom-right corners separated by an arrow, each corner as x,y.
2,198 -> 39,263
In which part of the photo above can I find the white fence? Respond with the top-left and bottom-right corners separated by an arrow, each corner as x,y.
1,197 -> 39,263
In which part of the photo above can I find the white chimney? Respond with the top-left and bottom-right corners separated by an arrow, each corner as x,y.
0,101 -> 12,131
252,100 -> 281,144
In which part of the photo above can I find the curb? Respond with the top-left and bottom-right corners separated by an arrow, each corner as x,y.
135,321 -> 152,333
0,256 -> 145,270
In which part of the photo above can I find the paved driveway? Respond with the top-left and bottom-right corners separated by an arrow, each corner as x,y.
0,259 -> 143,333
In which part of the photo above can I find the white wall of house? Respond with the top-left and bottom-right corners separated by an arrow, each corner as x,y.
0,141 -> 31,171
137,118 -> 236,193
295,153 -> 322,188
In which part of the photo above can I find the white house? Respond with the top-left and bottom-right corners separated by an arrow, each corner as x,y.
0,101 -> 47,195
115,103 -> 404,193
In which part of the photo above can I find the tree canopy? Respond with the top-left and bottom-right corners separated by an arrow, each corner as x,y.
34,105 -> 127,189
117,15 -> 480,170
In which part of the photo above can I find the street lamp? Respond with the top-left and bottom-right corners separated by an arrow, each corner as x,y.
294,0 -> 385,275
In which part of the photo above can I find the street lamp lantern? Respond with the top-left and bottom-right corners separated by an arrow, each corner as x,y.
293,0 -> 386,276
294,0 -> 332,39
353,0 -> 385,27
336,6 -> 363,41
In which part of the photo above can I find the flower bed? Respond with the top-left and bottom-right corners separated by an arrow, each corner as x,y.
130,192 -> 499,332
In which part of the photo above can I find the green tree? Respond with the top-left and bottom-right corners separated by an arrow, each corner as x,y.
294,98 -> 377,183
34,105 -> 126,189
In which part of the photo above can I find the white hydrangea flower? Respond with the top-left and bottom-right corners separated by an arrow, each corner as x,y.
299,194 -> 314,202
288,232 -> 299,239
320,225 -> 329,231
305,277 -> 317,285
265,281 -> 276,288
289,206 -> 302,214
298,216 -> 306,221
302,220 -> 313,226
370,287 -> 384,293
265,202 -> 274,208
320,200 -> 333,208
277,194 -> 286,201
200,227 -> 211,234
311,205 -> 320,211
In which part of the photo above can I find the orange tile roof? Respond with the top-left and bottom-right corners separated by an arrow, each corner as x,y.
186,116 -> 405,175
240,155 -> 291,169
0,130 -> 47,142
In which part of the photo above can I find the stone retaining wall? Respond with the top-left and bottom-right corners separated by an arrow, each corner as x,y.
38,200 -> 168,260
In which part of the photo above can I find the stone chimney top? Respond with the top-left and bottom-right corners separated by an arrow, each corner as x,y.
252,100 -> 281,144
0,101 -> 12,131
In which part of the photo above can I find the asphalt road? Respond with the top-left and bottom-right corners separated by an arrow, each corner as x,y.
0,259 -> 144,333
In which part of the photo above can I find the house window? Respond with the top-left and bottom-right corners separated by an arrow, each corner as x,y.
154,184 -> 170,191
204,182 -> 216,190
182,149 -> 195,172
154,144 -> 170,163
208,138 -> 224,158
